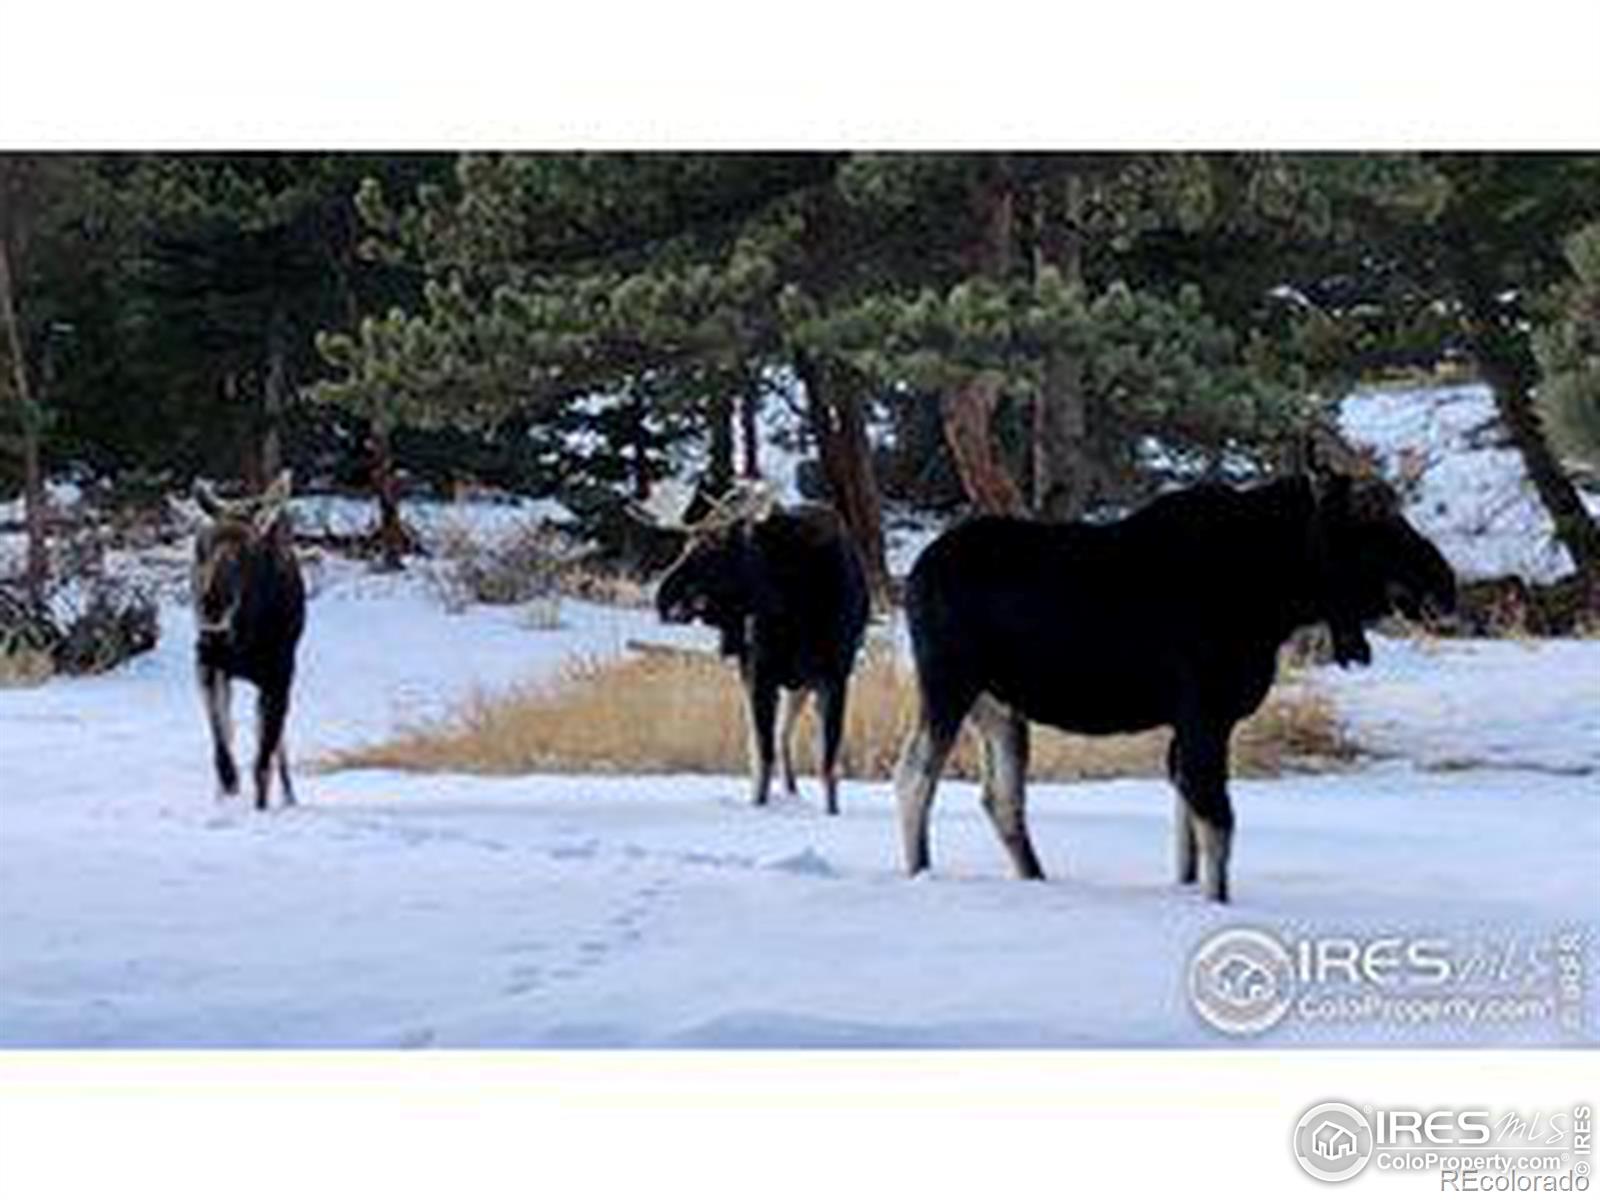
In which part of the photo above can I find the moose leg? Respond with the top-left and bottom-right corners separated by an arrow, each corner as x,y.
971,695 -> 1044,880
1174,723 -> 1235,903
816,679 -> 848,817
742,667 -> 780,808
277,739 -> 297,807
777,688 -> 808,797
199,664 -> 238,797
253,685 -> 292,812
1168,737 -> 1198,886
894,712 -> 961,876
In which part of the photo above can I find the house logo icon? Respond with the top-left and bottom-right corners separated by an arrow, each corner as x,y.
1188,927 -> 1295,1035
1293,1102 -> 1375,1183
1312,1120 -> 1359,1161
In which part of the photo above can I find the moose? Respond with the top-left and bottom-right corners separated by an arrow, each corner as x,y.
191,470 -> 307,811
644,482 -> 871,814
895,447 -> 1456,902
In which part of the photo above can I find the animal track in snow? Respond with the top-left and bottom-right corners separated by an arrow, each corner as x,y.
497,872 -> 672,1001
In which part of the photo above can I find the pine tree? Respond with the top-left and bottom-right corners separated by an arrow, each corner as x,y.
312,153 -> 902,587
318,152 -> 1352,595
794,153 -> 1415,518
62,155 -> 450,565
0,154 -> 98,603
1534,220 -> 1600,473
1252,153 -> 1600,596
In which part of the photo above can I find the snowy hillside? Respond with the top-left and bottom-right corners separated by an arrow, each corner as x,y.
1339,382 -> 1600,583
2,571 -> 1594,1048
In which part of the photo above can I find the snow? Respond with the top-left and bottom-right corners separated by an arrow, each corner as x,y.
1315,634 -> 1600,776
1338,382 -> 1600,583
286,491 -> 575,549
1,488 -> 578,588
883,510 -> 944,578
3,380 -> 1599,1047
0,479 -> 85,527
746,367 -> 809,506
2,564 -> 1595,1048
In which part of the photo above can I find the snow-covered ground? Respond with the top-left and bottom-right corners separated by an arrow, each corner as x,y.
3,380 -> 1598,1048
2,568 -> 1595,1048
1320,634 -> 1600,777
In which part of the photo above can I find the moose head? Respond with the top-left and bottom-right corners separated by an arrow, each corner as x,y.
1299,428 -> 1457,665
191,470 -> 295,652
639,481 -> 781,633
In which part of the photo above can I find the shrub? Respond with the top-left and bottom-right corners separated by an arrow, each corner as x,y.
424,520 -> 653,614
0,518 -> 161,682
424,521 -> 566,611
51,580 -> 160,675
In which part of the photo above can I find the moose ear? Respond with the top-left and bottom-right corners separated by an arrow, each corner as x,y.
1299,423 -> 1370,511
746,483 -> 778,525
254,505 -> 286,538
192,479 -> 225,519
1304,422 -> 1367,477
252,471 -> 293,536
254,500 -> 287,537
1302,427 -> 1342,483
1303,431 -> 1324,479
261,469 -> 293,506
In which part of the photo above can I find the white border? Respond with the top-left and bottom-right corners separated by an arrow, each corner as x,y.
2,7 -> 1595,1199
2,1052 -> 1593,1199
2,0 -> 1597,146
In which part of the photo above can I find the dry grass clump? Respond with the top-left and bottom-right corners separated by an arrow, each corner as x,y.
325,642 -> 1359,781
0,642 -> 55,688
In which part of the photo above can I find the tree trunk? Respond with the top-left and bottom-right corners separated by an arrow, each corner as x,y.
1474,339 -> 1600,605
0,232 -> 47,604
739,384 -> 761,479
795,351 -> 891,604
965,165 -> 1016,278
940,376 -> 1026,515
20,425 -> 45,602
228,371 -> 258,490
941,161 -> 1028,517
1031,174 -> 1092,521
370,421 -> 409,571
260,303 -> 289,485
627,390 -> 651,501
1444,232 -> 1600,610
707,388 -> 735,495
334,265 -> 409,569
